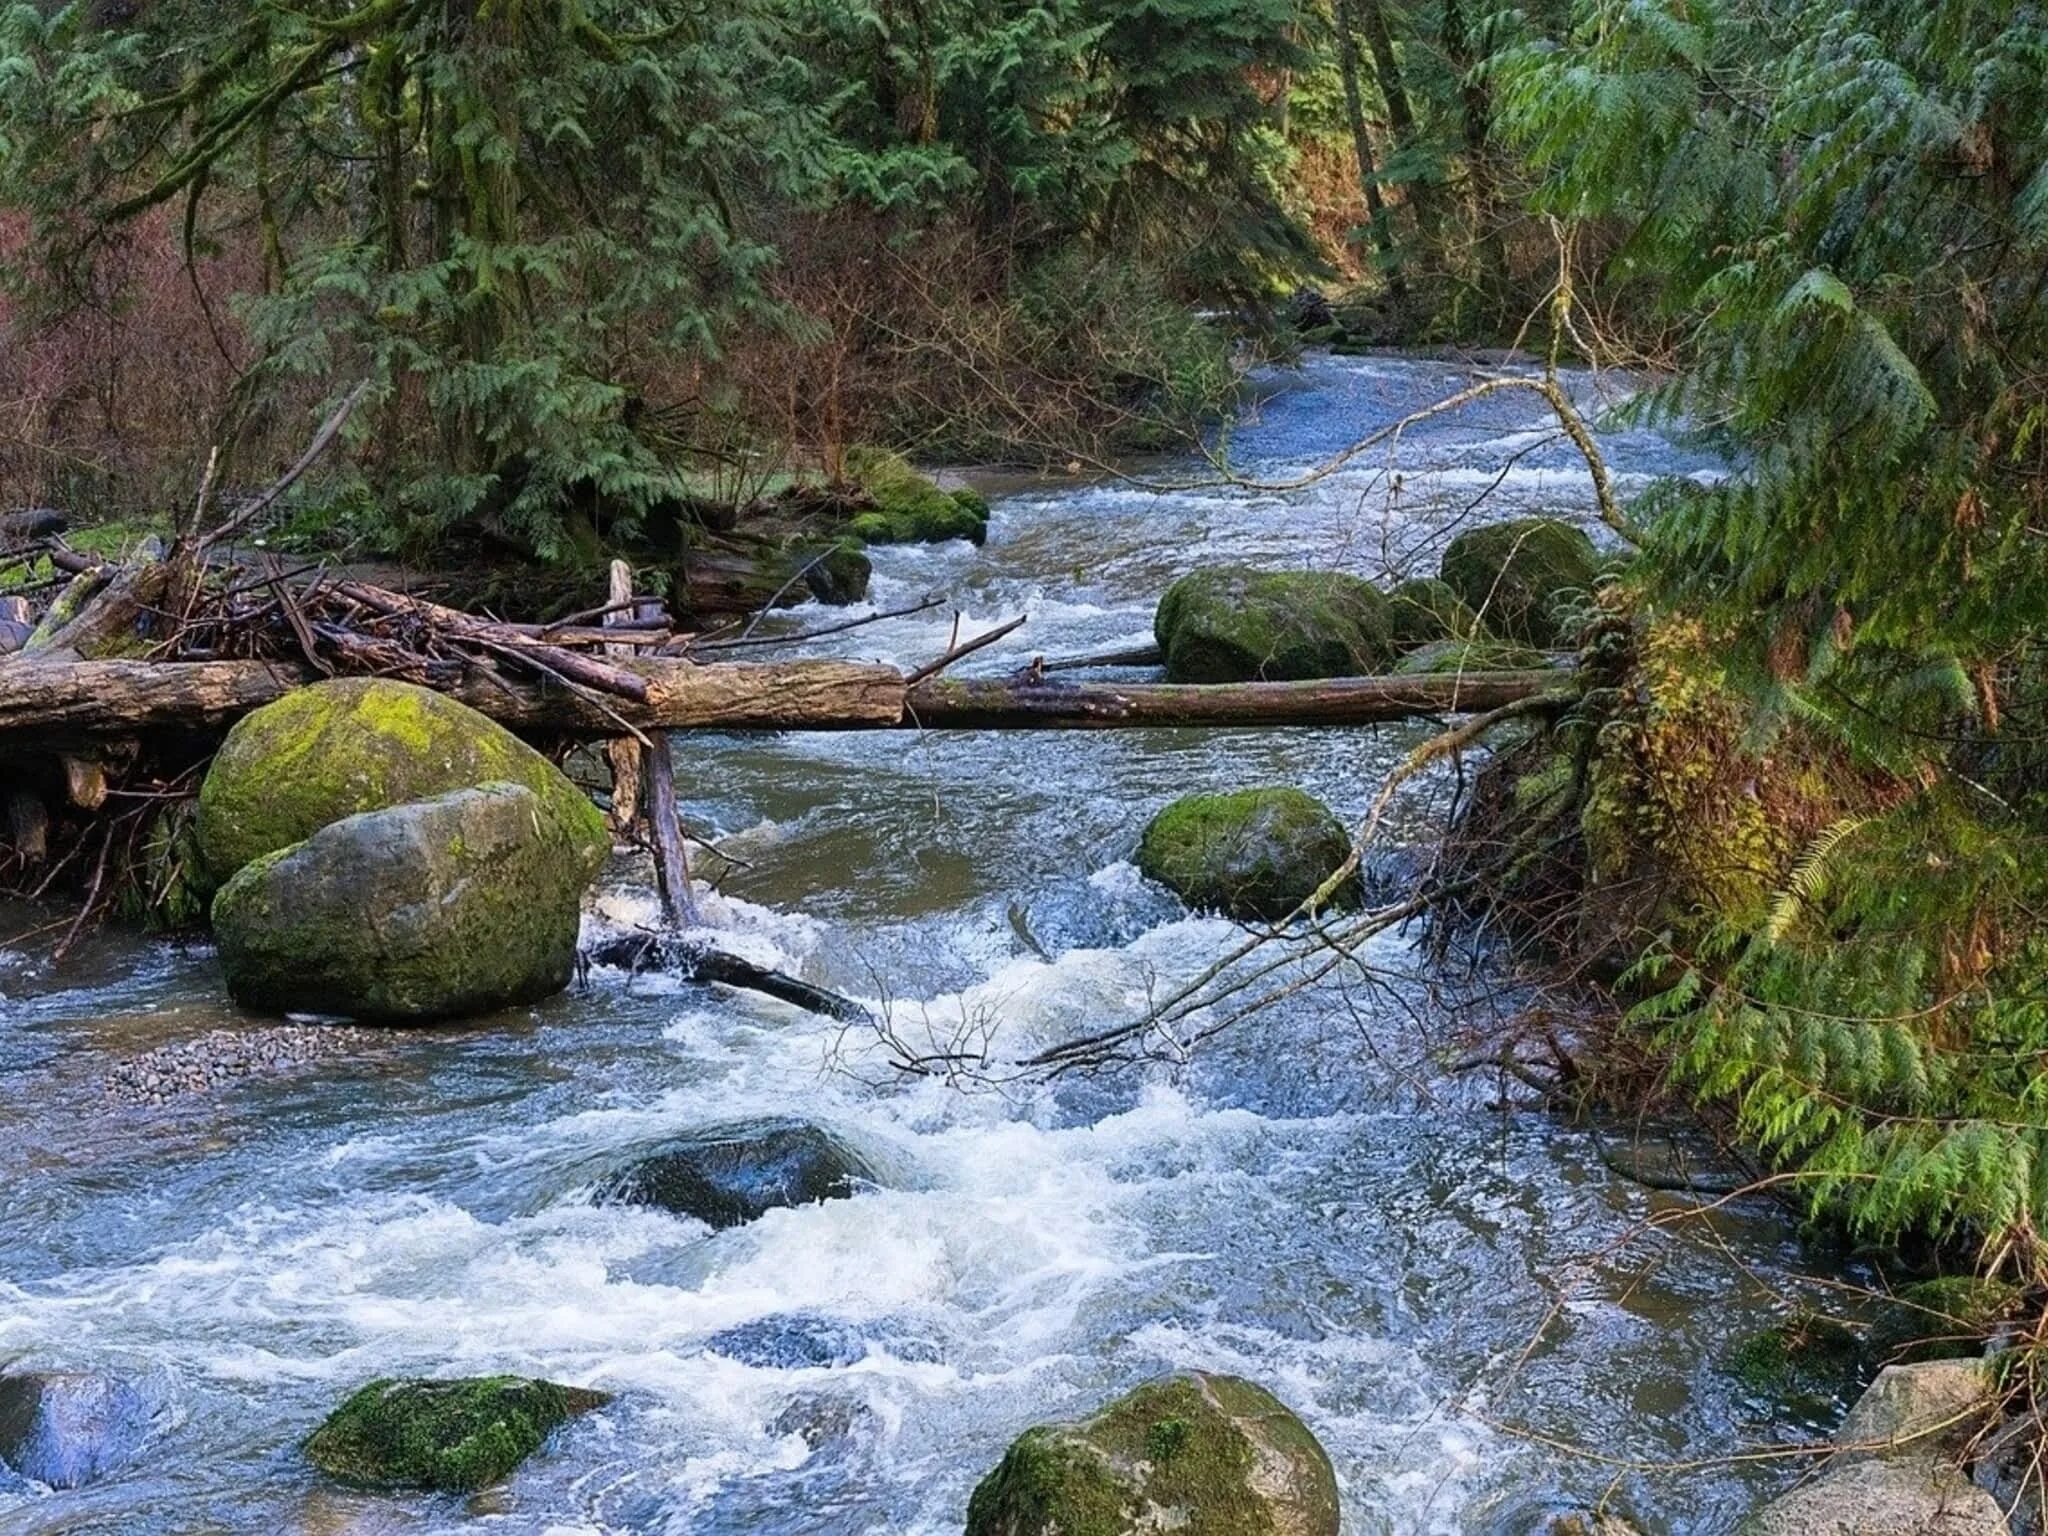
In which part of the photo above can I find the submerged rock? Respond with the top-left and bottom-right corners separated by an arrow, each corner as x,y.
1727,1314 -> 1864,1422
707,1314 -> 871,1370
1136,788 -> 1357,921
212,783 -> 587,1022
195,676 -> 608,886
965,1370 -> 1339,1536
1154,567 -> 1393,683
304,1375 -> 610,1493
1439,517 -> 1599,646
1387,576 -> 1481,649
0,1370 -> 152,1489
595,1119 -> 880,1229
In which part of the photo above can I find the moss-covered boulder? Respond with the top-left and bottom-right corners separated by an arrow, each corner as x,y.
212,784 -> 587,1022
195,677 -> 608,886
1387,577 -> 1481,650
593,1118 -> 881,1229
1154,568 -> 1393,683
965,1371 -> 1338,1536
1867,1277 -> 2020,1366
1439,517 -> 1599,646
845,448 -> 989,545
1391,638 -> 1554,676
304,1376 -> 610,1493
1136,789 -> 1357,921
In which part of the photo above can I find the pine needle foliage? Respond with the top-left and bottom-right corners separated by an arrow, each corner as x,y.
1498,1 -> 2048,1259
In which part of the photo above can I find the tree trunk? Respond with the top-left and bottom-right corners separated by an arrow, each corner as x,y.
1340,0 -> 1443,255
1333,0 -> 1405,297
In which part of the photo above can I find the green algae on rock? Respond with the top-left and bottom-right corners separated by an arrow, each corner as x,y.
1387,576 -> 1482,650
1154,567 -> 1393,683
194,676 -> 608,885
1438,518 -> 1599,646
1136,788 -> 1357,921
844,448 -> 990,545
211,784 -> 586,1021
304,1376 -> 610,1493
1391,638 -> 1554,676
964,1371 -> 1339,1536
1866,1276 -> 2021,1366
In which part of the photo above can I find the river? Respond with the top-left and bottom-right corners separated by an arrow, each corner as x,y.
1,355 -> 1845,1535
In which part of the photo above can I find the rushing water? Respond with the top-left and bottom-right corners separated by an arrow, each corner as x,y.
2,356 -> 1840,1536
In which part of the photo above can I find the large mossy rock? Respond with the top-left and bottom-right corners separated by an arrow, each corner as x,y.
212,784 -> 586,1021
304,1376 -> 610,1493
845,448 -> 990,545
965,1371 -> 1338,1536
1387,577 -> 1481,650
1154,568 -> 1393,683
1727,1315 -> 1864,1422
0,1371 -> 152,1489
593,1118 -> 880,1229
1439,517 -> 1599,646
1136,789 -> 1356,921
195,677 -> 608,886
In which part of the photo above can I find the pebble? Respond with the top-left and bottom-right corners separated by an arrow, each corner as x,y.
101,1024 -> 381,1106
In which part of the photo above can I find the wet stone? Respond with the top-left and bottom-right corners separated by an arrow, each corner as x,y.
594,1118 -> 881,1229
0,1371 -> 153,1490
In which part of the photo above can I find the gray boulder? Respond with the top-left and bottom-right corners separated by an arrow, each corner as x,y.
212,783 -> 587,1022
0,1370 -> 152,1489
1743,1360 -> 2007,1535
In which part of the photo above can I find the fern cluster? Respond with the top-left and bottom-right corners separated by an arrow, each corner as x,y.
1494,0 -> 2048,1258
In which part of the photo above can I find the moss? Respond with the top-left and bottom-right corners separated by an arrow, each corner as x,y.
1137,788 -> 1358,920
211,784 -> 586,1021
844,449 -> 990,545
1392,638 -> 1553,675
966,1427 -> 1130,1536
1387,577 -> 1482,649
304,1375 -> 610,1493
1439,518 -> 1599,646
1155,567 -> 1393,683
1868,1277 -> 2020,1365
1728,1315 -> 1864,1419
966,1373 -> 1338,1536
195,677 -> 608,885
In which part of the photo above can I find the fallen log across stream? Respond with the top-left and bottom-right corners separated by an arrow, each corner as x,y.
0,655 -> 1566,742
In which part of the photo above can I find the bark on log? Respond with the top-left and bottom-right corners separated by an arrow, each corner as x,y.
903,670 -> 1563,728
0,655 -> 910,740
0,658 -> 1562,741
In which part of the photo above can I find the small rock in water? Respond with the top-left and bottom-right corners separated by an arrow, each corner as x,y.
707,1314 -> 871,1370
594,1119 -> 881,1229
0,1370 -> 154,1489
303,1376 -> 611,1493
